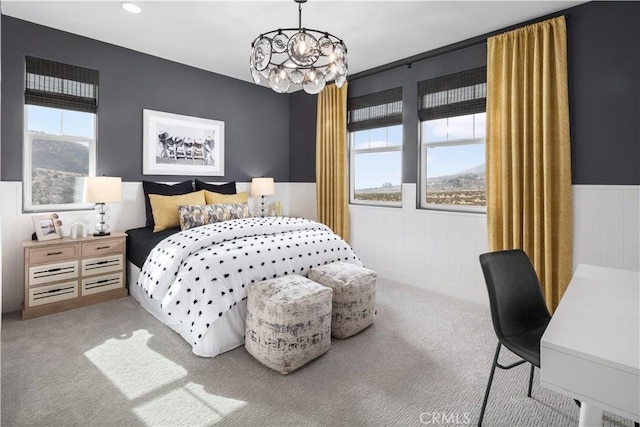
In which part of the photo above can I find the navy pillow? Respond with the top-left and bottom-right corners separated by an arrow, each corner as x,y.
194,179 -> 236,195
142,180 -> 194,227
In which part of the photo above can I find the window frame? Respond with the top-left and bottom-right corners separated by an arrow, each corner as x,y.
417,67 -> 487,214
418,120 -> 486,213
23,105 -> 97,213
349,125 -> 403,208
347,87 -> 404,208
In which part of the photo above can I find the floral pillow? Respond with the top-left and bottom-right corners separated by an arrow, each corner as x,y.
178,203 -> 251,230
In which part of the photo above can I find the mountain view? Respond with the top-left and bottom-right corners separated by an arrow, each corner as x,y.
425,163 -> 485,206
31,138 -> 88,205
354,163 -> 486,206
354,181 -> 402,203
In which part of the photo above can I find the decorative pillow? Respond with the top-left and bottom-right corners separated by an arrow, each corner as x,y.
204,190 -> 248,205
178,203 -> 251,230
143,180 -> 194,227
194,179 -> 236,194
148,190 -> 206,232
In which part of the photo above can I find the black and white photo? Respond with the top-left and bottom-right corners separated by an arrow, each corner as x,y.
143,109 -> 225,176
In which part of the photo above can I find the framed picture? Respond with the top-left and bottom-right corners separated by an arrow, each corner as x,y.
143,109 -> 225,176
32,213 -> 63,241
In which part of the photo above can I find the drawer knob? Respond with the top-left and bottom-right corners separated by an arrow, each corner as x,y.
47,251 -> 63,256
96,246 -> 110,250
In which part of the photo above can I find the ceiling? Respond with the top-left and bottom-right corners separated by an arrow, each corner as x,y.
2,1 -> 586,85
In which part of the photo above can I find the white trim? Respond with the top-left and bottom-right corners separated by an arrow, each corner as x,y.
22,105 -> 96,212
348,126 -> 403,207
572,184 -> 640,190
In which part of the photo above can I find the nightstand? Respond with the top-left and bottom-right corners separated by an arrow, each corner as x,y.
22,232 -> 128,320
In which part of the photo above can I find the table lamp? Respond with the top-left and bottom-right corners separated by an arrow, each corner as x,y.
251,177 -> 275,217
83,176 -> 122,236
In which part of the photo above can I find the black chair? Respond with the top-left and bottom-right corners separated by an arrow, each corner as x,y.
478,249 -> 551,426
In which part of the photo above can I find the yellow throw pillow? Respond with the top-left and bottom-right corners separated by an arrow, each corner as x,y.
149,190 -> 206,232
204,190 -> 248,205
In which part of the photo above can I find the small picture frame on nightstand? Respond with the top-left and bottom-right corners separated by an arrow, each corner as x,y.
32,214 -> 63,241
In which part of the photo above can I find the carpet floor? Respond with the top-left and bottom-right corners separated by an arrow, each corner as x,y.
1,278 -> 634,427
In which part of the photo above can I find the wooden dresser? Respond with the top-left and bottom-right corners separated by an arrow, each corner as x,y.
22,232 -> 128,320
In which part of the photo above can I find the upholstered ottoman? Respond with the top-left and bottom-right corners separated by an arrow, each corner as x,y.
245,275 -> 333,374
309,262 -> 377,339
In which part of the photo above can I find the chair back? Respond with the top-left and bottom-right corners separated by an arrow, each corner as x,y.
479,249 -> 551,339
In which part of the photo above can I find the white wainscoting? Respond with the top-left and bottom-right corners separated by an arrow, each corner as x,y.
573,185 -> 640,271
350,184 -> 640,306
350,184 -> 490,305
2,182 -> 637,313
0,181 -> 296,313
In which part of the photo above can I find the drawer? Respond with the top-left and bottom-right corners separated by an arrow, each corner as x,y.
29,281 -> 78,307
29,245 -> 78,265
29,261 -> 78,286
82,273 -> 123,295
82,238 -> 123,257
82,255 -> 123,276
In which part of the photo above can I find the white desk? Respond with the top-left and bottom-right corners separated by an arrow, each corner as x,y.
541,264 -> 639,426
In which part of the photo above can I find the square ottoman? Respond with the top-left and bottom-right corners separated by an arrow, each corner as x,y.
245,275 -> 333,374
309,262 -> 377,339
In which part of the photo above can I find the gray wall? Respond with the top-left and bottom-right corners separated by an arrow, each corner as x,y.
566,1 -> 639,185
348,44 -> 487,185
289,90 -> 317,182
1,16 -> 290,183
3,1 -> 639,186
289,1 -> 640,185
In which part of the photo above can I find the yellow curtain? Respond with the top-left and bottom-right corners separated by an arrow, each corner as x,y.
316,83 -> 350,241
486,16 -> 572,312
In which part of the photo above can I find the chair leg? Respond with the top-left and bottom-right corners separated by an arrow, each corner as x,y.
478,342 -> 502,427
527,363 -> 535,397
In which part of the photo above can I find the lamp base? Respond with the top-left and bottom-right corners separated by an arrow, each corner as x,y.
93,203 -> 112,236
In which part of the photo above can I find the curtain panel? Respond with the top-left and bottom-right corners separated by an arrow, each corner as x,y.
486,16 -> 572,312
316,83 -> 350,241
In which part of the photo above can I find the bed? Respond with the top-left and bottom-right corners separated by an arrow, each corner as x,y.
127,216 -> 362,357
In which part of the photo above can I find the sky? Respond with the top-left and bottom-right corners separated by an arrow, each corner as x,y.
353,114 -> 486,190
27,105 -> 94,138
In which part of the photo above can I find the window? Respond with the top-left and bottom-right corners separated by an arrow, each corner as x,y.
348,87 -> 403,206
418,67 -> 486,212
23,56 -> 98,212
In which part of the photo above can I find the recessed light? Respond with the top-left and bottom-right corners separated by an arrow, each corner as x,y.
121,2 -> 142,14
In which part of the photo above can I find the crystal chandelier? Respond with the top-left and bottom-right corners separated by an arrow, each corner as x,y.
250,0 -> 348,94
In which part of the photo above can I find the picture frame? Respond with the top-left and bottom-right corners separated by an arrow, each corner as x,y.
32,213 -> 63,241
143,109 -> 225,176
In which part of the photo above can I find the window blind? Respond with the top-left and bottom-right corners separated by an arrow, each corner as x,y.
347,87 -> 402,132
418,67 -> 486,121
25,56 -> 99,113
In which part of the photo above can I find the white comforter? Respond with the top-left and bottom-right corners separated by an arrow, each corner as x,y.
136,217 -> 362,346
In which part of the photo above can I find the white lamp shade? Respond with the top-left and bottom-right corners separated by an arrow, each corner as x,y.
251,177 -> 275,196
83,176 -> 122,203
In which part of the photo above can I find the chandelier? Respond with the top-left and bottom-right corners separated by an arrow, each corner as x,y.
249,0 -> 348,94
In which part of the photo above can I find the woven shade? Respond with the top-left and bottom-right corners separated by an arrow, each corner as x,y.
418,67 -> 486,121
347,87 -> 402,132
25,56 -> 99,113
